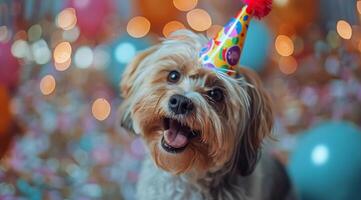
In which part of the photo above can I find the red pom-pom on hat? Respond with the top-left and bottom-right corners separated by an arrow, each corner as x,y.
243,0 -> 272,19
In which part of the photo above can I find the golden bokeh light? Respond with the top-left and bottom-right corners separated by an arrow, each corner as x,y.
173,0 -> 198,12
357,1 -> 361,15
127,16 -> 151,38
54,42 -> 72,64
55,58 -> 72,71
206,25 -> 222,38
279,56 -> 298,75
162,21 -> 185,37
40,75 -> 56,95
92,98 -> 111,121
274,0 -> 289,7
56,8 -> 77,31
275,35 -> 294,57
336,20 -> 352,40
187,9 -> 212,32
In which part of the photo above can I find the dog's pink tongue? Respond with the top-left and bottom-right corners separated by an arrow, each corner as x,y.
164,120 -> 189,148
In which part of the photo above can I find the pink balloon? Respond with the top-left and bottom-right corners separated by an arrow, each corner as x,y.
0,42 -> 20,91
68,0 -> 115,38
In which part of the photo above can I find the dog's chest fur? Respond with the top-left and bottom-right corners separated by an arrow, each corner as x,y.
136,154 -> 295,200
136,157 -> 262,200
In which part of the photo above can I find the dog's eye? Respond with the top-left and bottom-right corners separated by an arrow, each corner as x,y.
208,88 -> 224,102
167,71 -> 181,83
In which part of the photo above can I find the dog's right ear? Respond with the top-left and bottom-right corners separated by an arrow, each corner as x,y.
119,46 -> 159,133
236,68 -> 274,176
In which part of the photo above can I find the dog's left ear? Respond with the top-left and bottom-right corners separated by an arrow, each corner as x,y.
236,68 -> 274,176
118,46 -> 159,133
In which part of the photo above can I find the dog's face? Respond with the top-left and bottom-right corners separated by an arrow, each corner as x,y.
119,30 -> 273,176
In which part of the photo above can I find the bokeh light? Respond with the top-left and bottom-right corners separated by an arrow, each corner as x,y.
357,1 -> 361,15
325,55 -> 340,75
275,35 -> 294,57
27,24 -> 42,42
0,26 -> 9,42
40,75 -> 56,95
173,0 -> 198,12
53,42 -> 72,64
274,0 -> 289,7
74,46 -> 94,68
127,16 -> 151,38
206,24 -> 222,38
279,56 -> 298,75
31,39 -> 51,65
311,145 -> 329,166
115,42 -> 136,64
73,0 -> 90,8
162,21 -> 185,37
11,40 -> 30,59
56,8 -> 77,31
14,30 -> 27,41
55,58 -> 72,71
336,20 -> 352,40
187,9 -> 212,32
92,98 -> 111,121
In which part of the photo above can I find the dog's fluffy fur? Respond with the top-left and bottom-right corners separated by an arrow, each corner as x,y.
119,30 -> 294,200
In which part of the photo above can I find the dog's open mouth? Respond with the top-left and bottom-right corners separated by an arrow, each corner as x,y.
161,118 -> 199,153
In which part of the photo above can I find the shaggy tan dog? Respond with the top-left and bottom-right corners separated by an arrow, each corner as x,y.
119,30 -> 294,200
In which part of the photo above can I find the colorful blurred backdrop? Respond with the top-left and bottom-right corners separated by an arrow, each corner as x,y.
1,0 -> 361,199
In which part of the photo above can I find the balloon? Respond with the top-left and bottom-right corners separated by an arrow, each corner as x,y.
106,35 -> 152,87
135,0 -> 181,34
240,21 -> 271,71
288,121 -> 361,200
270,0 -> 317,35
0,41 -> 21,91
68,0 -> 115,39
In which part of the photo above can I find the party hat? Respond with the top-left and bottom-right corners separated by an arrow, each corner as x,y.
199,0 -> 272,77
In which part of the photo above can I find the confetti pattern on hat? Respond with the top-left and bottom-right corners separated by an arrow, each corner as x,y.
199,0 -> 272,77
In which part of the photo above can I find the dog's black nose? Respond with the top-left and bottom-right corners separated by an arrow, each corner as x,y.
168,94 -> 194,115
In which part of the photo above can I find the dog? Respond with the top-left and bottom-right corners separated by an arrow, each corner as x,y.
119,30 -> 295,200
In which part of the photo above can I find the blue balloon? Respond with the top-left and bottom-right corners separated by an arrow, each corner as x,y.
240,21 -> 271,71
107,35 -> 151,87
288,121 -> 361,200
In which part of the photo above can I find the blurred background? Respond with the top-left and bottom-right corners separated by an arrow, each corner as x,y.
0,0 -> 361,199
